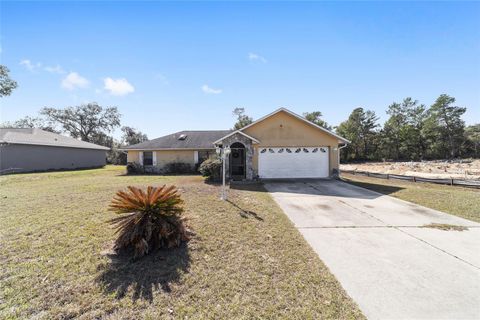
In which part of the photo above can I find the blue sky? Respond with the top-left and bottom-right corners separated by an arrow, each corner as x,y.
1,1 -> 479,139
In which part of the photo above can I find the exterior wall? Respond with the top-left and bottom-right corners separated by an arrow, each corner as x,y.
0,144 -> 106,173
127,150 -> 140,163
127,149 -> 210,173
243,110 -> 340,176
155,150 -> 195,168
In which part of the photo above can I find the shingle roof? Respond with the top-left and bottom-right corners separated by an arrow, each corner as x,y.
122,130 -> 232,150
0,128 -> 110,150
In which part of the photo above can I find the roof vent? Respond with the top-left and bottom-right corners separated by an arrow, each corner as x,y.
178,134 -> 187,140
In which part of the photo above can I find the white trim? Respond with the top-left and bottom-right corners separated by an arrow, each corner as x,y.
237,107 -> 350,144
152,151 -> 157,166
139,151 -> 144,165
194,150 -> 199,164
213,130 -> 260,145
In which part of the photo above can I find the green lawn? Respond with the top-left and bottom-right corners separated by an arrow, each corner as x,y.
342,173 -> 480,223
0,166 -> 363,319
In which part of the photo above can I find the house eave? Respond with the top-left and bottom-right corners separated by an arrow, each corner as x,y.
119,147 -> 217,151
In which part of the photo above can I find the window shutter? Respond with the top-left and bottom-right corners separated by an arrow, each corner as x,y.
139,152 -> 144,165
153,152 -> 157,166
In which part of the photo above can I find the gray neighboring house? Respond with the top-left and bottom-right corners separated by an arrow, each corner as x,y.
0,128 -> 109,174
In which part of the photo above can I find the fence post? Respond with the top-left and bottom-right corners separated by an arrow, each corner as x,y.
387,174 -> 389,180
450,178 -> 453,186
413,176 -> 416,182
367,172 -> 370,177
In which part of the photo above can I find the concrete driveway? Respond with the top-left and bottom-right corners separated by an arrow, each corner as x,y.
264,180 -> 480,320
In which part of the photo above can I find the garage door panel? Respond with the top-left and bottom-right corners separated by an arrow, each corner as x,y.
258,147 -> 329,178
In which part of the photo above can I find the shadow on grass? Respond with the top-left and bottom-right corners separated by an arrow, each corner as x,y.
97,243 -> 190,302
229,183 -> 266,193
226,199 -> 264,221
342,177 -> 404,195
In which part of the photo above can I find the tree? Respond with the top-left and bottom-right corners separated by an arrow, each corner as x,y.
232,107 -> 253,130
336,107 -> 379,161
465,124 -> 480,158
121,126 -> 148,146
41,103 -> 121,143
0,116 -> 58,133
303,111 -> 331,130
0,65 -> 18,97
381,98 -> 427,160
424,94 -> 466,158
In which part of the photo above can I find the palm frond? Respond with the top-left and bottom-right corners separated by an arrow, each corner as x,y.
107,185 -> 190,258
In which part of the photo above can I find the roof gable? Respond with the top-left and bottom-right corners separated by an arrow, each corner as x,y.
213,130 -> 260,145
239,108 -> 349,143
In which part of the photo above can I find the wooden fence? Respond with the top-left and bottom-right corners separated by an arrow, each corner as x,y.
341,169 -> 480,188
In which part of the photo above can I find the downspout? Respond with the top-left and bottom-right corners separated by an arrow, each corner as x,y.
338,143 -> 348,175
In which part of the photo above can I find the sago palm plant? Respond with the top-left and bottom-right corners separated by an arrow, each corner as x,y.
108,185 -> 190,258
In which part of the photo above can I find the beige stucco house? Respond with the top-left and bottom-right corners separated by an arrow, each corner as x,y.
123,108 -> 349,180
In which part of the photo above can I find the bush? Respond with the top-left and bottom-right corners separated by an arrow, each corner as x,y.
163,162 -> 194,174
108,185 -> 191,258
199,158 -> 222,181
126,162 -> 143,174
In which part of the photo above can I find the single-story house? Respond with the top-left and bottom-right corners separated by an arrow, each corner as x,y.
123,108 -> 349,180
0,128 -> 109,174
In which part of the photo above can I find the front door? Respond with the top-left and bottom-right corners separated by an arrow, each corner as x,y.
230,144 -> 246,180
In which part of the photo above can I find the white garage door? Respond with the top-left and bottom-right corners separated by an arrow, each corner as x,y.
258,147 -> 329,179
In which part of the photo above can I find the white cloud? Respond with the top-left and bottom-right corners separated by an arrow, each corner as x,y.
44,65 -> 65,74
103,77 -> 135,96
20,59 -> 42,71
201,84 -> 222,94
248,52 -> 267,63
61,72 -> 90,90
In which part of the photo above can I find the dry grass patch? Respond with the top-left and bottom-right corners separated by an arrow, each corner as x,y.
0,166 -> 363,319
342,173 -> 480,223
422,223 -> 468,231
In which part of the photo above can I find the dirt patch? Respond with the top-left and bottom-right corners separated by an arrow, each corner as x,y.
341,160 -> 480,180
316,204 -> 331,210
422,223 -> 468,231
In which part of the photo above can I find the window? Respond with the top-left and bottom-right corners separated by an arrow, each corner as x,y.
143,151 -> 153,166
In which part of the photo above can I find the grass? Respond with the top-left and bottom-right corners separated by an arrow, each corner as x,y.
0,166 -> 363,319
341,173 -> 480,223
422,223 -> 468,232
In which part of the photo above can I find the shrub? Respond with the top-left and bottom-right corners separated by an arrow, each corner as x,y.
126,162 -> 143,174
163,162 -> 194,174
108,185 -> 191,258
199,158 -> 222,181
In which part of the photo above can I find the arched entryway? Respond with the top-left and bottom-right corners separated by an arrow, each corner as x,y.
229,142 -> 246,180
